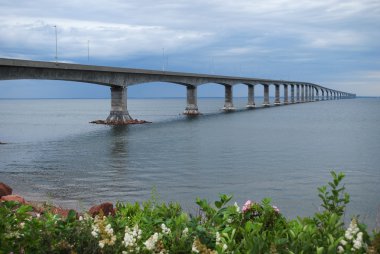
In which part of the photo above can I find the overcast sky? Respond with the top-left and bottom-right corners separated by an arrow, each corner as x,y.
1,0 -> 379,98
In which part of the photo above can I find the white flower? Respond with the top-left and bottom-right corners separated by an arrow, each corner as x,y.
216,232 -> 221,245
144,232 -> 159,250
123,224 -> 142,250
223,244 -> 228,251
353,239 -> 362,249
91,216 -> 116,247
234,202 -> 240,213
345,231 -> 353,240
272,205 -> 280,213
340,239 -> 347,246
343,217 -> 364,250
337,245 -> 344,253
78,216 -> 83,221
182,227 -> 189,237
192,240 -> 199,253
105,224 -> 114,235
161,223 -> 171,235
36,213 -> 41,218
19,222 -> 25,229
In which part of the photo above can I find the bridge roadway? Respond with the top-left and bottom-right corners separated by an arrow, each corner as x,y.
0,58 -> 356,124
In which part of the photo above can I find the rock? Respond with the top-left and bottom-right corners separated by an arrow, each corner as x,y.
0,141 -> 6,145
0,182 -> 12,197
90,120 -> 106,124
127,119 -> 152,124
89,202 -> 114,217
90,119 -> 151,125
49,207 -> 76,218
1,194 -> 25,204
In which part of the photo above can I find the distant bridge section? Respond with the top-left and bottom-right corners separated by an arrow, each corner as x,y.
0,58 -> 356,124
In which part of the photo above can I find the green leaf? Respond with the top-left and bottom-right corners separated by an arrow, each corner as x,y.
316,246 -> 324,254
215,201 -> 222,209
16,205 -> 33,214
66,209 -> 77,222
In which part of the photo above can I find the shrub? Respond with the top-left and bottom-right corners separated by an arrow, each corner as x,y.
0,171 -> 374,253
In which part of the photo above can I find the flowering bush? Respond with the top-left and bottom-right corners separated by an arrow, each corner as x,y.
0,171 -> 378,253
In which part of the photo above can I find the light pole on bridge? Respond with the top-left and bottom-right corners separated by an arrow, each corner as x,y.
162,48 -> 165,71
88,40 -> 90,63
53,25 -> 58,63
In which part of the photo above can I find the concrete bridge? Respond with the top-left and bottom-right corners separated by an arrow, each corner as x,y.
0,58 -> 356,124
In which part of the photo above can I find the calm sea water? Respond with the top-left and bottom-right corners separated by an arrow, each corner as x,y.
0,98 -> 379,228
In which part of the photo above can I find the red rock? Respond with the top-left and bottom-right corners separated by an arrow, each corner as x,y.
89,202 -> 114,217
50,207 -> 76,217
1,195 -> 25,204
0,182 -> 12,197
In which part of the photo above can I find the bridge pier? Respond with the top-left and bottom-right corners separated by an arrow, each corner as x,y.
284,84 -> 289,104
263,84 -> 270,106
291,85 -> 295,103
274,84 -> 281,105
106,86 -> 132,124
304,85 -> 308,102
246,84 -> 255,108
310,86 -> 314,101
223,85 -> 235,111
315,88 -> 319,101
296,85 -> 300,103
183,86 -> 200,115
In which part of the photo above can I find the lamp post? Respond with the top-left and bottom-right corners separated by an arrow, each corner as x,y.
53,25 -> 58,63
88,40 -> 90,62
162,48 -> 165,71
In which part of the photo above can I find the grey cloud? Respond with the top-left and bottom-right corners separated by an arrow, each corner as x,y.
0,0 -> 379,95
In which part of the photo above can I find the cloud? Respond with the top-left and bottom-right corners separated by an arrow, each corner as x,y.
0,16 -> 213,61
326,70 -> 380,96
0,0 -> 379,95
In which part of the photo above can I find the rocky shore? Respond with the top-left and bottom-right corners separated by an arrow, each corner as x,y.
90,119 -> 152,125
0,182 -> 115,217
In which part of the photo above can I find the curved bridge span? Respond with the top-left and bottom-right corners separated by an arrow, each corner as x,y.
0,58 -> 355,124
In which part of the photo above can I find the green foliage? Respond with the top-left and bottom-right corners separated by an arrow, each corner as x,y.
318,171 -> 350,216
371,231 -> 380,253
0,171 -> 375,253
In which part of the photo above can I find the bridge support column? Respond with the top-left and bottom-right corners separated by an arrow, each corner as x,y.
301,85 -> 305,102
106,86 -> 132,124
284,84 -> 289,104
246,84 -> 255,108
305,86 -> 309,102
184,86 -> 200,115
316,88 -> 319,101
311,87 -> 314,101
223,85 -> 235,111
296,85 -> 300,103
263,84 -> 270,106
291,85 -> 295,103
274,84 -> 281,105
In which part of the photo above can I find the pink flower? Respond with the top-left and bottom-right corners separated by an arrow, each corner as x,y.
242,200 -> 253,213
272,205 -> 280,213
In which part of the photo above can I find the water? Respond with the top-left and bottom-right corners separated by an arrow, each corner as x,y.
0,98 -> 379,228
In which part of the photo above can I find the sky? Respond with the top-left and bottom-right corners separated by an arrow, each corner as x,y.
0,0 -> 379,98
